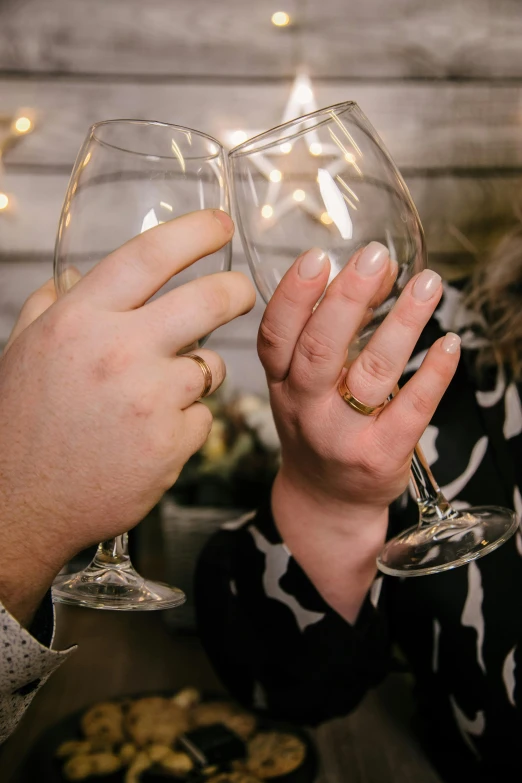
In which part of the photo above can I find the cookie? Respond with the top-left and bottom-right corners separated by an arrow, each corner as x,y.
247,732 -> 306,779
192,702 -> 257,739
126,696 -> 189,747
81,701 -> 124,745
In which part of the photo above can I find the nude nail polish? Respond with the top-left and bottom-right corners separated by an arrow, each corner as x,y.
413,269 -> 442,301
355,242 -> 389,276
298,247 -> 328,279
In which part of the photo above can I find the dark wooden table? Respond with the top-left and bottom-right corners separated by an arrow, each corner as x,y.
0,604 -> 442,783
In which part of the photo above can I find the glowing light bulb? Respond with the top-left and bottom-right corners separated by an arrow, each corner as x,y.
320,212 -> 333,225
261,205 -> 274,219
345,152 -> 356,164
231,130 -> 248,146
280,142 -> 292,154
309,143 -> 322,156
269,169 -> 282,183
293,189 -> 306,202
0,193 -> 9,211
14,116 -> 32,134
271,11 -> 290,26
296,85 -> 313,103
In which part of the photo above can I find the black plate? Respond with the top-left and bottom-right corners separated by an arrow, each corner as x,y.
19,692 -> 317,783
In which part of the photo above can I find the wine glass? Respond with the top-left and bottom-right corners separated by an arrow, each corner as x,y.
229,102 -> 518,577
53,120 -> 230,609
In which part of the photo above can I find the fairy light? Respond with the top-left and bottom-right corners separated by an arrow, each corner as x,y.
280,142 -> 292,154
14,116 -> 32,134
261,204 -> 274,219
269,169 -> 282,182
293,189 -> 306,202
271,11 -> 291,26
231,130 -> 248,146
320,212 -> 333,225
309,142 -> 322,156
0,193 -> 9,211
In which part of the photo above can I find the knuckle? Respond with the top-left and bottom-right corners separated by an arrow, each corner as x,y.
408,386 -> 434,418
355,348 -> 396,388
195,403 -> 214,440
392,307 -> 424,332
296,328 -> 336,367
258,317 -> 288,353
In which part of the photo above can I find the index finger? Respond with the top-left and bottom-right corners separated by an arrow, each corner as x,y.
72,209 -> 234,311
258,248 -> 331,382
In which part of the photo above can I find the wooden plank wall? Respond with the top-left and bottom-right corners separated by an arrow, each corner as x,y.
1,0 -> 521,393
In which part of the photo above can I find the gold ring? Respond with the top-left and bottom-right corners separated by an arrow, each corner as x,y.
338,374 -> 388,416
184,354 -> 213,400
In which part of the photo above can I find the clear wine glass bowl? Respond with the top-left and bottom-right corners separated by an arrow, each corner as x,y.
53,120 -> 230,609
229,102 -> 517,577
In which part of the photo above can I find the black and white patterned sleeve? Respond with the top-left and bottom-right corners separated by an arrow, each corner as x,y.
195,503 -> 392,725
0,592 -> 75,743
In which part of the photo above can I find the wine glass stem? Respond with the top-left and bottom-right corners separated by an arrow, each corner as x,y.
90,534 -> 132,571
410,445 -> 457,528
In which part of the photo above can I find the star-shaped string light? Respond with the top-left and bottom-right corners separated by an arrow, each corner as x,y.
0,109 -> 35,213
227,72 -> 363,241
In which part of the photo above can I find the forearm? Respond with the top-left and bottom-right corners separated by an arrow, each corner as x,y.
271,468 -> 389,625
195,508 -> 391,725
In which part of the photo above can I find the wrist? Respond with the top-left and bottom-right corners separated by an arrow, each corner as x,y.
271,467 -> 389,624
0,503 -> 72,626
272,465 -> 389,547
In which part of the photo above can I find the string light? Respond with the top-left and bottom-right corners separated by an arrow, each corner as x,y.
0,193 -> 9,211
296,84 -> 313,103
14,116 -> 32,134
231,130 -> 248,146
320,212 -> 333,225
269,169 -> 282,182
293,189 -> 306,202
261,204 -> 274,219
309,143 -> 322,156
280,142 -> 292,154
271,11 -> 291,26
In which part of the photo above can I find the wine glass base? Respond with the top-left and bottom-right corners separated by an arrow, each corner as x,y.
52,563 -> 186,611
377,506 -> 518,577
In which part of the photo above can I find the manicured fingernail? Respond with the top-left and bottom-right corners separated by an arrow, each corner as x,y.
298,247 -> 328,280
442,332 -> 461,354
389,258 -> 399,278
213,209 -> 234,233
355,241 -> 389,276
412,269 -> 442,301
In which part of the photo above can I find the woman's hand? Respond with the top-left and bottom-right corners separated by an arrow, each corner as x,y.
0,209 -> 255,623
259,243 -> 459,622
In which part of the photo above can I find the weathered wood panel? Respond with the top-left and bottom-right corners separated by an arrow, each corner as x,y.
2,79 -> 522,170
1,171 -> 518,257
0,0 -> 521,79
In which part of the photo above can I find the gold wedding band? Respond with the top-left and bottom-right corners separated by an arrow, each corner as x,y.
184,354 -> 213,400
338,374 -> 388,417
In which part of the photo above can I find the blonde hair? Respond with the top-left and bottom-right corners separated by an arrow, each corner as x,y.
465,225 -> 522,379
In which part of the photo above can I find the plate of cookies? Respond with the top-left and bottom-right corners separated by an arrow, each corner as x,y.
21,689 -> 317,783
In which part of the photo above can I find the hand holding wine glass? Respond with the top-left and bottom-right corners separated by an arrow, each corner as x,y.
0,209 -> 255,620
230,101 -> 517,586
257,244 -> 459,621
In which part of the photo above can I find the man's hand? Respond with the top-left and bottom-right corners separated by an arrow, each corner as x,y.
0,209 -> 255,625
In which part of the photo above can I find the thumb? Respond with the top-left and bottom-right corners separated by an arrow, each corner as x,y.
4,278 -> 58,352
4,268 -> 82,353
